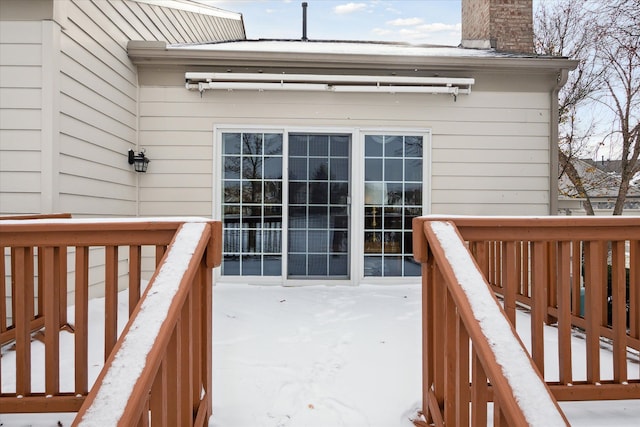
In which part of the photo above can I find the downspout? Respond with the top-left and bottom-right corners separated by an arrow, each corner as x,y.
550,68 -> 569,215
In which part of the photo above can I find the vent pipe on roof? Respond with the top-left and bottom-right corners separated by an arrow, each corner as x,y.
302,2 -> 308,41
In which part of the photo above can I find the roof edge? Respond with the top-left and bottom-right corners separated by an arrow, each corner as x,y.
132,0 -> 241,20
127,40 -> 578,72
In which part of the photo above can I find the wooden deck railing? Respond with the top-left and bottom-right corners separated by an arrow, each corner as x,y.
1,213 -> 73,346
412,216 -> 640,426
0,218 -> 221,426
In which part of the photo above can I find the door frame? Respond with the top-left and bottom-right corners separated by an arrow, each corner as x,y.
213,125 -> 431,286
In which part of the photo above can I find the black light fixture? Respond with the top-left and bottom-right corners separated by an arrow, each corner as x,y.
128,149 -> 150,173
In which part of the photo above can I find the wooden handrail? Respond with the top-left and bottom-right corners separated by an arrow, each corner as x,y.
413,215 -> 640,426
0,218 -> 221,425
73,221 -> 220,426
0,213 -> 72,220
414,215 -> 640,244
414,219 -> 568,426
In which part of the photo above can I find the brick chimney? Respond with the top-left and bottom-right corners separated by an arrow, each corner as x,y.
461,0 -> 534,53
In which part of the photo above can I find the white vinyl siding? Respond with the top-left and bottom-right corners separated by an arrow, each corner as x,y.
1,0 -> 244,217
137,76 -> 551,217
49,0 -> 244,217
0,21 -> 44,215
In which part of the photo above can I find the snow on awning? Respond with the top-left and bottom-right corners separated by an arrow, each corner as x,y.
185,72 -> 474,100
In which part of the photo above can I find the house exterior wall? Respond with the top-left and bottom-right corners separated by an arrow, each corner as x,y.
1,0 -> 245,305
0,0 -> 245,217
136,67 -> 553,218
0,20 -> 49,214
56,0 -> 244,216
2,0 -> 571,287
133,64 -> 558,284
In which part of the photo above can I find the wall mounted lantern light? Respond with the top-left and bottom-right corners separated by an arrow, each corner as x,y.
128,149 -> 150,173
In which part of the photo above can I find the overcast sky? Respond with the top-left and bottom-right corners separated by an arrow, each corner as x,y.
203,1 -> 549,46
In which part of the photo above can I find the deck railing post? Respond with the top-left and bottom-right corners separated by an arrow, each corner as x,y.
531,241 -> 547,374
502,241 -> 517,324
557,241 -> 573,385
203,256 -> 213,419
0,245 -> 6,341
611,240 -> 628,383
585,240 -> 603,384
547,241 -> 558,325
15,246 -> 34,397
433,266 -> 446,416
104,245 -> 119,360
421,259 -> 432,422
455,313 -> 470,427
43,246 -> 61,396
631,241 -> 640,347
75,246 -> 89,396
129,245 -> 142,317
444,290 -> 457,425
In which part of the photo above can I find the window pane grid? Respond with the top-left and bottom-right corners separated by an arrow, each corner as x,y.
288,134 -> 350,278
223,132 -> 283,276
364,135 -> 422,277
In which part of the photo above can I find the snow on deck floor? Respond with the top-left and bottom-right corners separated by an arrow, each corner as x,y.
210,284 -> 423,427
1,283 -> 639,426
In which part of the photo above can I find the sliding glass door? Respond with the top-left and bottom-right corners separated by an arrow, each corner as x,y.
220,128 -> 425,282
288,133 -> 350,278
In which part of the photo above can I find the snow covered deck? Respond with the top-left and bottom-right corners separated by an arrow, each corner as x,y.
1,216 -> 639,426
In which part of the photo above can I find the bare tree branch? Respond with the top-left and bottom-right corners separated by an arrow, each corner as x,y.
537,0 -> 640,215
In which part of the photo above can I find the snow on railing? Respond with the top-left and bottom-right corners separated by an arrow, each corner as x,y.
0,217 -> 221,425
439,221 -> 565,424
413,215 -> 640,426
413,219 -> 568,426
73,221 -> 220,426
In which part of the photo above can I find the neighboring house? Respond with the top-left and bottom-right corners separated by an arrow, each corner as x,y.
558,158 -> 640,215
1,0 -> 577,286
583,158 -> 640,177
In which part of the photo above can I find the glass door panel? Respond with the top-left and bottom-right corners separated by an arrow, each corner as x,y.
222,132 -> 283,276
288,134 -> 350,278
364,134 -> 423,277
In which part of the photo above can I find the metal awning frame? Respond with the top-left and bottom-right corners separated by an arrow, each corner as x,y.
185,72 -> 474,99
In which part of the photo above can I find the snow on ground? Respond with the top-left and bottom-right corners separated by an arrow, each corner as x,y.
1,283 -> 639,427
210,284 -> 422,427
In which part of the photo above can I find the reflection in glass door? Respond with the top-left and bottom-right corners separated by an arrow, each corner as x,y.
288,134 -> 350,278
221,132 -> 283,276
364,134 -> 423,277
